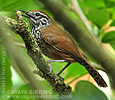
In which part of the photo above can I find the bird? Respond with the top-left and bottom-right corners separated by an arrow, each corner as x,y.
19,10 -> 107,87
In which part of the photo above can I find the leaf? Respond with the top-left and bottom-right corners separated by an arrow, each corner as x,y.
111,44 -> 115,50
64,63 -> 88,79
51,62 -> 67,74
75,81 -> 108,100
21,0 -> 41,11
78,0 -> 89,14
62,0 -> 70,5
102,31 -> 115,44
110,20 -> 115,26
9,81 -> 56,100
0,46 -> 12,99
87,8 -> 110,28
84,0 -> 105,8
104,0 -> 115,8
106,7 -> 115,19
50,62 -> 87,80
0,0 -> 25,11
0,46 -> 12,91
10,84 -> 38,100
0,0 -> 41,11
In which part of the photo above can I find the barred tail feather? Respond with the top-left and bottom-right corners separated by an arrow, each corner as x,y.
80,60 -> 107,87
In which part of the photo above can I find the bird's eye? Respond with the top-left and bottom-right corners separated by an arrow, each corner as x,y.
35,12 -> 40,16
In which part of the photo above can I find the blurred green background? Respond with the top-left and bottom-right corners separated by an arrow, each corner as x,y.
0,0 -> 115,100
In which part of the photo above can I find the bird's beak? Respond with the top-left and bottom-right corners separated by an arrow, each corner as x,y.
17,10 -> 33,19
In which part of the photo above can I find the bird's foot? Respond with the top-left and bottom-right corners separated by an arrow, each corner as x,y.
47,60 -> 67,74
47,60 -> 67,63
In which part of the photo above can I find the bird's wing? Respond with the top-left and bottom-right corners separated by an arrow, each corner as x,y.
40,24 -> 88,61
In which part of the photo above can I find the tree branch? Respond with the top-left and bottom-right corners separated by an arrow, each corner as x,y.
0,18 -> 44,100
0,11 -> 72,95
13,42 -> 26,48
69,0 -> 93,35
39,0 -> 115,89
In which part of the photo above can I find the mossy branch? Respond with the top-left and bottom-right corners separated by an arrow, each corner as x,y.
0,11 -> 72,95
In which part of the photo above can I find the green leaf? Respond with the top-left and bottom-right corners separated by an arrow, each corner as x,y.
51,62 -> 67,74
0,0 -> 41,11
21,0 -> 41,11
64,63 -> 88,79
107,7 -> 115,19
51,62 -> 87,80
78,0 -> 89,14
84,0 -> 105,8
110,20 -> 115,26
9,84 -> 38,100
75,81 -> 108,100
102,31 -> 115,44
9,81 -> 56,100
0,46 -> 12,90
104,0 -> 115,8
111,44 -> 115,50
0,46 -> 12,99
62,0 -> 70,5
0,0 -> 26,11
87,8 -> 110,28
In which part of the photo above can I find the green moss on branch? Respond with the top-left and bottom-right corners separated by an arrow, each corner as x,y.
0,11 -> 72,95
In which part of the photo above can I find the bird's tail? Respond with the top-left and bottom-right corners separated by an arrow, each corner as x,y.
79,59 -> 107,87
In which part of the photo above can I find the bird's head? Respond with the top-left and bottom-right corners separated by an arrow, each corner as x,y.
19,10 -> 51,28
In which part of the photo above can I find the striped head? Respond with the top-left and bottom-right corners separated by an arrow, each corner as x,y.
19,10 -> 51,28
19,10 -> 52,45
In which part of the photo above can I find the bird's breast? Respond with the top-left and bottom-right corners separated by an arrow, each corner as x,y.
31,27 -> 41,46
